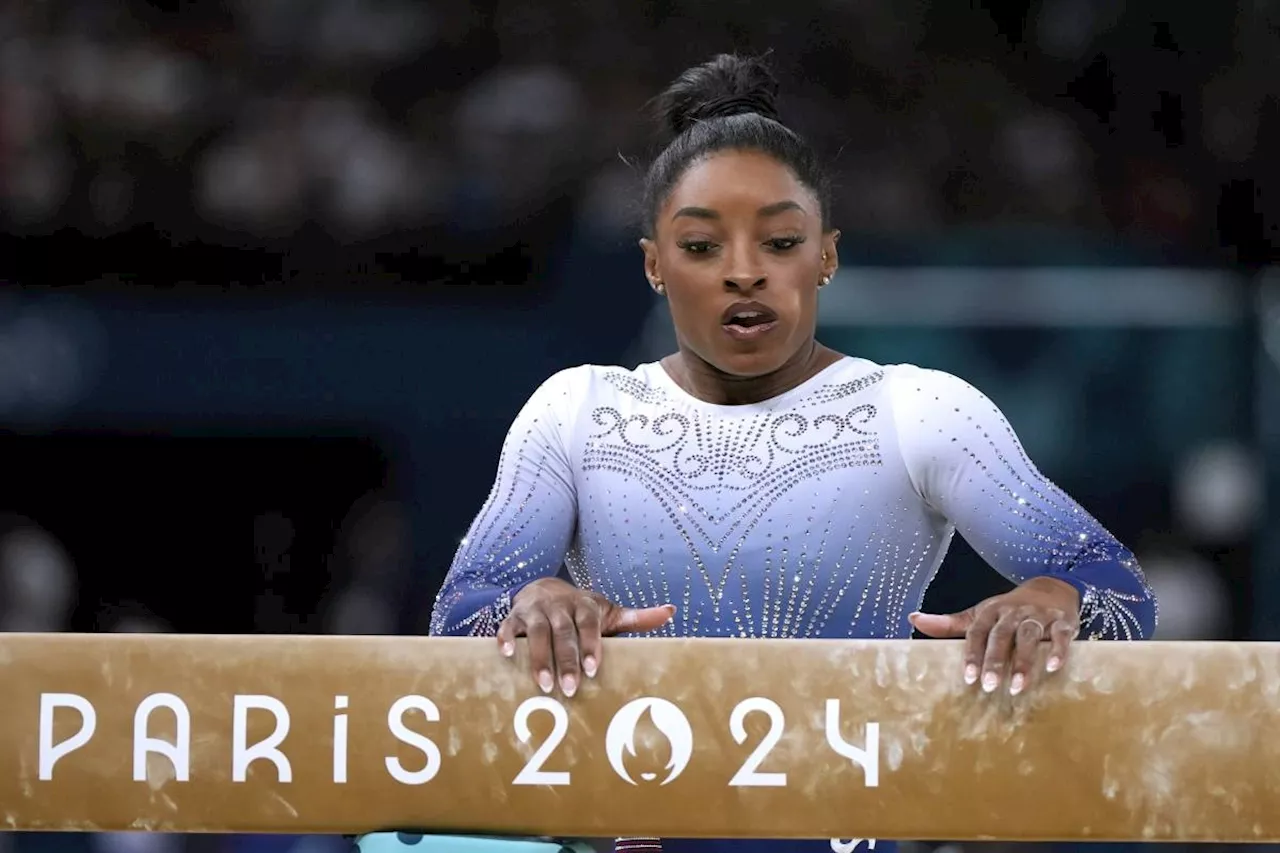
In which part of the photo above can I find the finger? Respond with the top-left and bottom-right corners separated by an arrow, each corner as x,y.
496,613 -> 525,658
980,610 -> 1019,693
1008,617 -> 1046,695
548,610 -> 582,697
574,600 -> 603,680
522,610 -> 555,694
908,609 -> 973,639
1046,618 -> 1078,673
961,605 -> 998,686
607,603 -> 676,635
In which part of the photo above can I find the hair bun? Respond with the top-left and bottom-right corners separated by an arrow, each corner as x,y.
656,53 -> 782,136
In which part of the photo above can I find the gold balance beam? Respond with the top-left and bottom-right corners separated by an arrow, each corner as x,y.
0,633 -> 1275,841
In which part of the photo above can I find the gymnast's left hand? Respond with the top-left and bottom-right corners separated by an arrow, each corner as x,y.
908,577 -> 1081,696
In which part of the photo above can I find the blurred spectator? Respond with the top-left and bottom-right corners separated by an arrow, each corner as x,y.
449,62 -> 588,230
0,515 -> 76,632
252,510 -> 302,632
1139,546 -> 1232,640
322,490 -> 406,634
1173,441 -> 1263,546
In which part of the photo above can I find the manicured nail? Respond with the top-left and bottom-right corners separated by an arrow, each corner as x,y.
537,670 -> 554,693
1046,656 -> 1062,673
1009,674 -> 1025,695
583,655 -> 597,678
964,664 -> 978,685
501,642 -> 515,657
982,671 -> 999,693
561,674 -> 577,697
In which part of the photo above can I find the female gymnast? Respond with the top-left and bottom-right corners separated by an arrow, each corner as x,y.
424,52 -> 1157,853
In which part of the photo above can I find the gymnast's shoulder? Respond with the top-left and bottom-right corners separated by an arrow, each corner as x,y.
876,360 -> 1001,403
798,356 -> 994,406
817,357 -> 983,396
872,361 -> 1020,442
521,361 -> 672,410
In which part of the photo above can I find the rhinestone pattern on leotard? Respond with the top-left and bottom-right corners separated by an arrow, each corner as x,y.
575,369 -> 885,638
429,359 -> 1156,643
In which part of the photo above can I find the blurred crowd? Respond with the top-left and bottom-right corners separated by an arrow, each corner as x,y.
1,0 -> 1277,266
0,487 -> 407,633
0,2 -> 1274,853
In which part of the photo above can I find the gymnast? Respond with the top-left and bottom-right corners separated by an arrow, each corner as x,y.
426,52 -> 1157,853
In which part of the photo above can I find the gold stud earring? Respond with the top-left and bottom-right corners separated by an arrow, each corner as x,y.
820,275 -> 831,287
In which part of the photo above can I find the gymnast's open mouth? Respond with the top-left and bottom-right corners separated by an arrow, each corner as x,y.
721,300 -> 779,340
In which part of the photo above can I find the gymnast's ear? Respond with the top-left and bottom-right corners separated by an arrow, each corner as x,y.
639,238 -> 661,291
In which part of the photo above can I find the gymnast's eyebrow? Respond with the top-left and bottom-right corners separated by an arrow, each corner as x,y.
671,200 -> 806,221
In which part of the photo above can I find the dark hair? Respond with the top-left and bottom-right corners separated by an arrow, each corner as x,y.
641,53 -> 831,236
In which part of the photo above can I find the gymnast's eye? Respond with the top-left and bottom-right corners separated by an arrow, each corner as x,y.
677,240 -> 717,255
766,236 -> 805,251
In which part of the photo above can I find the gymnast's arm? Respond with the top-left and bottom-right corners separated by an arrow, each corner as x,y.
427,370 -> 581,637
888,365 -> 1158,641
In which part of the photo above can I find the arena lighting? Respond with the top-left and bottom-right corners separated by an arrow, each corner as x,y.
1,633 -> 1274,841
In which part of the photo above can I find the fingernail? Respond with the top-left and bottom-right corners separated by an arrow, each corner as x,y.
561,674 -> 577,697
501,642 -> 515,657
964,664 -> 978,685
1009,674 -> 1025,695
982,671 -> 999,693
1046,656 -> 1061,673
583,655 -> 597,678
537,670 -> 554,693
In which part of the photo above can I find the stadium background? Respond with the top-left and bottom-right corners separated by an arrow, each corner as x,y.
0,2 -> 1275,853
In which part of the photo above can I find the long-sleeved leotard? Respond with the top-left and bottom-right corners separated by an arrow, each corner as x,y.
429,356 -> 1157,853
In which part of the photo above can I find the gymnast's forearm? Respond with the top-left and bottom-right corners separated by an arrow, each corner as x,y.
428,371 -> 581,637
427,526 -> 573,637
1046,550 -> 1158,641
428,577 -> 532,637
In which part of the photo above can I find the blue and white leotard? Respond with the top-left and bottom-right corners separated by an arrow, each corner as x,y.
429,356 -> 1157,853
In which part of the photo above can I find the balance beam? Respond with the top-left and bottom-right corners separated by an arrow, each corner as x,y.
0,633 -> 1274,841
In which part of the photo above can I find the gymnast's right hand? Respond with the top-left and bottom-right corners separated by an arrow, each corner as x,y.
496,578 -> 675,697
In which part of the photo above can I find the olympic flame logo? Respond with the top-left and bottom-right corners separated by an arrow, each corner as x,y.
605,697 -> 694,785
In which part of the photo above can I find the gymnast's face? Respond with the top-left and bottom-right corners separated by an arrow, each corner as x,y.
641,149 -> 838,379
